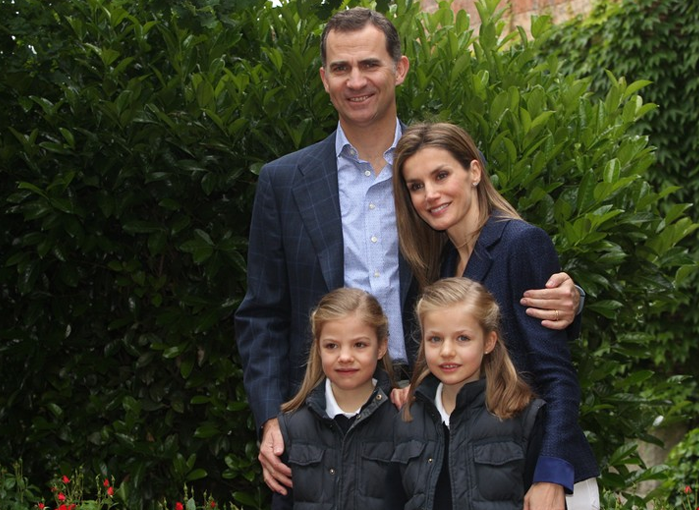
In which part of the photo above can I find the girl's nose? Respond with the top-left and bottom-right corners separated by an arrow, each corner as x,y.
338,347 -> 353,362
440,339 -> 455,357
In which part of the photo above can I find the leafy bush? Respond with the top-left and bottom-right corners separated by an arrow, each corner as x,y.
1,0 -> 697,507
539,0 -> 699,418
663,428 -> 699,507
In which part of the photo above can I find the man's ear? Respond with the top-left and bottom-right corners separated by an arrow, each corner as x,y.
394,55 -> 410,86
320,66 -> 330,93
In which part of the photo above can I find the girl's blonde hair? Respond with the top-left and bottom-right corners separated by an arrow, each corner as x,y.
403,277 -> 534,421
281,287 -> 392,413
393,122 -> 522,290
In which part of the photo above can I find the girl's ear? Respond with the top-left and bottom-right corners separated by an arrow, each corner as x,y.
485,331 -> 497,354
378,338 -> 388,360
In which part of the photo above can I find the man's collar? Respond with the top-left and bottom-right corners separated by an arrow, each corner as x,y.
334,119 -> 403,159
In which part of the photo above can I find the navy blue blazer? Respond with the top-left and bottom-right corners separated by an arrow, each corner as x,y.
441,215 -> 599,488
234,131 -> 416,430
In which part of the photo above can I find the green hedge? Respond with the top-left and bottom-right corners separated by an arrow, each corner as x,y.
540,0 -> 699,402
1,0 -> 696,507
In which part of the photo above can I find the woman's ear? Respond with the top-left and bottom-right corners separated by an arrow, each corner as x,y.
470,159 -> 483,186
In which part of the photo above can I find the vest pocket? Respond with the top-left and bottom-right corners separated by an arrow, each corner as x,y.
286,443 -> 327,504
391,439 -> 430,502
473,441 -> 525,500
287,443 -> 324,466
391,439 -> 426,464
359,441 -> 394,499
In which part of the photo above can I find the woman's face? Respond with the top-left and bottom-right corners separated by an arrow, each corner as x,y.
400,147 -> 481,233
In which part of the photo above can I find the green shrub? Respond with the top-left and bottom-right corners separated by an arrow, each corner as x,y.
540,0 -> 699,420
1,0 -> 697,507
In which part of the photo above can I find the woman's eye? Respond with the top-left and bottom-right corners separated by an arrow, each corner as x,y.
408,182 -> 423,192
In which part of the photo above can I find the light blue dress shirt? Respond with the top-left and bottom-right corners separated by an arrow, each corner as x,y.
335,121 -> 407,363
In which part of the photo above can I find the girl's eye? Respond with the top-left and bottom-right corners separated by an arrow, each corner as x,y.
457,335 -> 470,342
323,343 -> 337,350
355,341 -> 368,348
426,335 -> 441,344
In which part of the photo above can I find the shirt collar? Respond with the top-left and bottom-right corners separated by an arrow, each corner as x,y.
334,120 -> 403,162
324,377 -> 377,418
435,382 -> 451,427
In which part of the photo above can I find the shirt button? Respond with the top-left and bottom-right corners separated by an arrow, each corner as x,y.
371,236 -> 378,243
364,170 -> 371,177
369,203 -> 376,210
374,271 -> 380,278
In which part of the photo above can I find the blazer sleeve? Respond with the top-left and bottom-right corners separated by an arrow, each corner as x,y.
502,225 -> 579,491
235,164 -> 293,430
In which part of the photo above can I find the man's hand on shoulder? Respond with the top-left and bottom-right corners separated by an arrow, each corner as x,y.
258,418 -> 293,495
520,272 -> 580,331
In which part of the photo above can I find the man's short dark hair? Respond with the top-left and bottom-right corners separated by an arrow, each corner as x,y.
320,7 -> 402,67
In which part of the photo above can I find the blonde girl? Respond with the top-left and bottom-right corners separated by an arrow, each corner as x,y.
387,277 -> 545,510
275,287 -> 396,510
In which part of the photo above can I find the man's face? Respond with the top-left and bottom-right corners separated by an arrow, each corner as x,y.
320,24 -> 408,131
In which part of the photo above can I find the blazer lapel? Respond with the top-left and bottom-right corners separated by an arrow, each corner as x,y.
292,133 -> 344,290
463,217 -> 507,282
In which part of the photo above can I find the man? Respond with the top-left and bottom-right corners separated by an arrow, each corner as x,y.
234,7 -> 588,509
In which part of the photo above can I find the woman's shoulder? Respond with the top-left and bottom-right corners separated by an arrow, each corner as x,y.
492,216 -> 553,248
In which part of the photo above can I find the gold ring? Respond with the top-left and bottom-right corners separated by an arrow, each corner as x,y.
555,309 -> 559,321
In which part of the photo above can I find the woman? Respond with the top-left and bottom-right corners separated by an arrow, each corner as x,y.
392,122 -> 599,510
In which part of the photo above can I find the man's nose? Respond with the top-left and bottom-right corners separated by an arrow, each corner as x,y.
347,68 -> 367,89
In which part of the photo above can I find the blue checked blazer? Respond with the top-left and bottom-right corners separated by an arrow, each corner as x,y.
234,130 -> 417,430
441,215 -> 599,488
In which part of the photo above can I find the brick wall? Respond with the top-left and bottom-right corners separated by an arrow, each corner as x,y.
420,0 -> 597,35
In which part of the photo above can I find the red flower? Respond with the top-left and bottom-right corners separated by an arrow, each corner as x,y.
37,504 -> 45,510
175,502 -> 184,510
58,492 -> 66,502
210,501 -> 216,508
104,478 -> 110,487
108,486 -> 115,496
62,475 -> 71,484
58,505 -> 67,510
